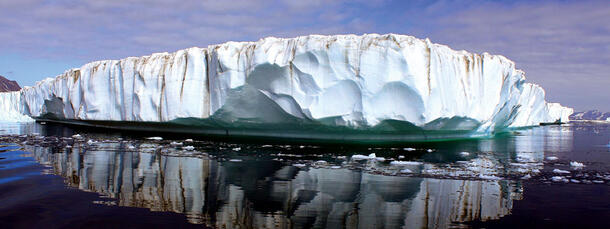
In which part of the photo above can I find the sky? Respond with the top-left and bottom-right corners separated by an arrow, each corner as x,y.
0,0 -> 608,111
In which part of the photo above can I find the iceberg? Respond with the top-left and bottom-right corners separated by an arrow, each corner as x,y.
0,34 -> 571,141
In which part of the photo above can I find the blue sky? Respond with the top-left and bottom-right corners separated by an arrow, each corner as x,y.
0,0 -> 608,111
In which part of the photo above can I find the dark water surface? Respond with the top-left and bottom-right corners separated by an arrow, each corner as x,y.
0,122 -> 609,228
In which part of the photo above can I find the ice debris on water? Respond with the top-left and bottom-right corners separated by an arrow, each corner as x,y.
229,159 -> 242,162
546,156 -> 559,161
459,152 -> 470,156
551,176 -> 569,183
400,169 -> 413,173
570,161 -> 585,168
553,169 -> 571,174
146,137 -> 163,141
182,146 -> 195,151
404,148 -> 416,151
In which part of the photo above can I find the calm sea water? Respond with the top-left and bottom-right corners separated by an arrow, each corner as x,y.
0,122 -> 609,228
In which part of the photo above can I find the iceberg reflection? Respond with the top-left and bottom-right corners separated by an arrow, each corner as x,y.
28,142 -> 527,228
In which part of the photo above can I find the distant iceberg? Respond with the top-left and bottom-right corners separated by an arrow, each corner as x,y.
0,34 -> 572,141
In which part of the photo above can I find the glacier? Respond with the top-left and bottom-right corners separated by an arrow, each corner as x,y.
0,34 -> 572,140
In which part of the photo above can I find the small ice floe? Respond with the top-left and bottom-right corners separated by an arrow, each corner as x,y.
390,161 -> 423,166
426,149 -> 435,153
521,174 -> 532,179
72,134 -> 83,139
351,154 -> 369,160
336,156 -> 347,159
546,156 -> 559,161
127,145 -> 136,149
399,169 -> 413,173
352,153 -> 383,160
87,139 -> 97,145
459,152 -> 470,156
232,147 -> 241,151
293,163 -> 307,168
261,145 -> 273,148
314,160 -> 328,165
551,176 -> 569,182
570,161 -> 585,168
229,159 -> 242,162
146,137 -> 163,141
553,169 -> 571,174
170,141 -> 183,146
330,166 -> 341,169
182,146 -> 195,151
570,179 -> 581,184
184,139 -> 194,142
404,148 -> 416,151
592,180 -> 605,184
398,155 -> 405,159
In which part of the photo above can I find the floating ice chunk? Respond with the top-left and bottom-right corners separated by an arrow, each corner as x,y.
314,160 -> 328,165
87,139 -> 97,145
553,169 -> 571,174
182,146 -> 195,151
232,147 -> 241,151
398,155 -> 405,159
170,141 -> 183,146
570,179 -> 581,183
404,148 -> 416,151
351,154 -> 369,160
459,152 -> 470,156
146,137 -> 163,141
570,161 -> 585,168
390,161 -> 423,166
546,156 -> 559,161
229,159 -> 242,162
592,180 -> 605,184
551,176 -> 568,182
426,149 -> 434,153
127,145 -> 136,149
184,139 -> 193,142
330,166 -> 341,169
368,153 -> 376,158
72,134 -> 83,139
399,169 -> 413,173
293,163 -> 306,168
521,174 -> 532,179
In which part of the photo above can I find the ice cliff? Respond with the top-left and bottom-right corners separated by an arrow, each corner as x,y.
0,34 -> 571,134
